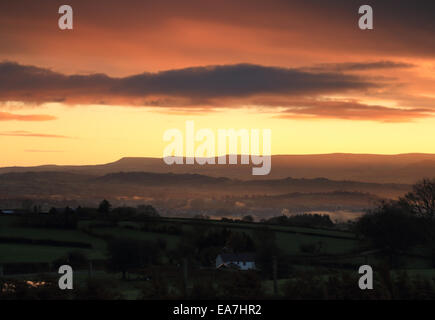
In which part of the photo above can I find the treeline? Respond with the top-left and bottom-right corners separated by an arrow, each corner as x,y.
264,214 -> 334,228
16,201 -> 160,230
0,237 -> 91,248
21,211 -> 78,229
355,178 -> 435,266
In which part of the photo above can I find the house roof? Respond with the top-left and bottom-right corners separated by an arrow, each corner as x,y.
219,253 -> 255,263
0,209 -> 26,214
1,210 -> 14,214
216,262 -> 241,270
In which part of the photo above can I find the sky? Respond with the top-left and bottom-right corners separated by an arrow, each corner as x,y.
0,0 -> 435,166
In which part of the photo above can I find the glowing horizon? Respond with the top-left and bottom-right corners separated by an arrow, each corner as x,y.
1,1 -> 434,166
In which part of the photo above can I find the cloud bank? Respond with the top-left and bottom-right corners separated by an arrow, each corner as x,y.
0,61 -> 433,122
0,62 -> 375,104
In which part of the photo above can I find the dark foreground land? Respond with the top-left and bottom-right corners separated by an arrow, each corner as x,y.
2,193 -> 435,300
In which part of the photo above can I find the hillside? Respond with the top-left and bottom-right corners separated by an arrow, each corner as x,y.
1,153 -> 435,183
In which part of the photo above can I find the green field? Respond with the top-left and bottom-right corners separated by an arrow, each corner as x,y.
88,227 -> 179,250
1,213 -> 433,296
0,243 -> 99,264
0,215 -> 360,264
0,224 -> 107,263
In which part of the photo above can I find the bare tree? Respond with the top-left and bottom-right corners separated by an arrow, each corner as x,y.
401,179 -> 435,218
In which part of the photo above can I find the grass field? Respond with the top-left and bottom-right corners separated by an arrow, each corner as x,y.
0,214 -> 366,265
2,213 -> 435,299
0,214 -> 431,275
0,224 -> 107,263
88,227 -> 179,250
0,215 -> 360,266
0,243 -> 99,264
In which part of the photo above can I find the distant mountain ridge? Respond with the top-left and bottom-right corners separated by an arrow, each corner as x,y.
0,170 -> 410,200
1,153 -> 435,184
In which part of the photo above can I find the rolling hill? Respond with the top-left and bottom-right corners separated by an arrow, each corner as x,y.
1,153 -> 435,183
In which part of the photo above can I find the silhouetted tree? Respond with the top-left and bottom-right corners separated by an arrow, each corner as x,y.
400,178 -> 435,219
112,206 -> 137,217
253,226 -> 281,276
137,205 -> 159,217
107,238 -> 160,279
266,214 -> 333,228
98,199 -> 111,214
226,232 -> 255,253
356,201 -> 432,257
242,215 -> 254,222
21,199 -> 33,212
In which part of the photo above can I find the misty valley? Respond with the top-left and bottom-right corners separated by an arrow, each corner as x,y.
2,154 -> 435,300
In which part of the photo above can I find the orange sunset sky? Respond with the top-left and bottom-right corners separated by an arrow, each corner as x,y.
0,0 -> 434,166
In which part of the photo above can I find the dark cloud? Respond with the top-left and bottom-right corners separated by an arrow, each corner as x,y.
306,61 -> 415,73
276,100 -> 434,122
2,61 -> 432,122
0,62 -> 113,103
0,0 -> 433,61
120,64 -> 378,98
0,62 -> 377,106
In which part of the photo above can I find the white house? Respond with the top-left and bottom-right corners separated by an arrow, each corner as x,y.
0,209 -> 22,215
215,253 -> 256,271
